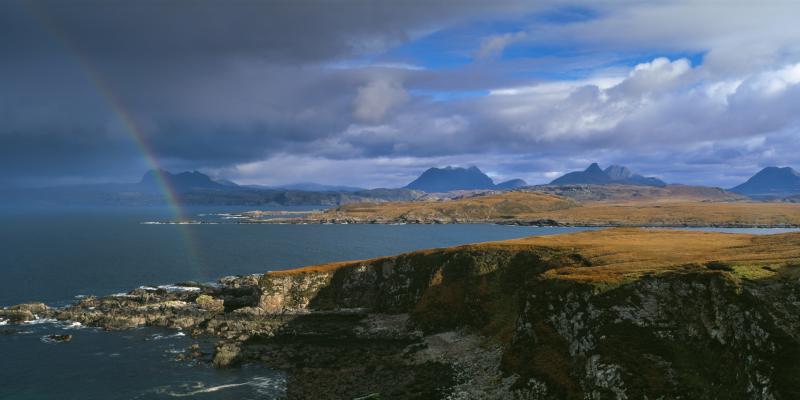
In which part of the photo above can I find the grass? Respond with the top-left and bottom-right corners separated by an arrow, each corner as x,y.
269,228 -> 800,286
324,191 -> 578,221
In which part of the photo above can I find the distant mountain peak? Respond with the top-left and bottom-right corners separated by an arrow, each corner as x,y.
495,179 -> 528,189
404,166 -> 526,193
604,165 -> 633,180
731,166 -> 800,198
139,169 -> 229,192
405,166 -> 495,193
585,163 -> 603,173
550,163 -> 666,187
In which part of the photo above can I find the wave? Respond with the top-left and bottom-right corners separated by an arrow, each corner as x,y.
161,376 -> 286,397
23,317 -> 57,325
157,285 -> 201,292
0,319 -> 7,326
62,321 -> 84,330
149,331 -> 186,341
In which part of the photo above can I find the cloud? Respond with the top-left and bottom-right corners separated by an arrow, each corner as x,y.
353,78 -> 410,122
1,0 -> 800,187
475,31 -> 527,59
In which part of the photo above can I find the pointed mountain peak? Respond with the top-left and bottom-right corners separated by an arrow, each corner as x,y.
585,163 -> 603,173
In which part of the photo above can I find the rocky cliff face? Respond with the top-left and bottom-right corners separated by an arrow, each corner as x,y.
251,246 -> 800,399
4,229 -> 800,399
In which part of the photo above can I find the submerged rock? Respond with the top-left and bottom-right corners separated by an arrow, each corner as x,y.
44,334 -> 72,343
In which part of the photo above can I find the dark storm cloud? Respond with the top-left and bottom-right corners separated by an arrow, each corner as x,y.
0,0 -> 541,184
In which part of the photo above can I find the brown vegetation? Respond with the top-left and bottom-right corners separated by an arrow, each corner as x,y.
270,228 -> 800,286
328,191 -> 577,222
303,189 -> 800,227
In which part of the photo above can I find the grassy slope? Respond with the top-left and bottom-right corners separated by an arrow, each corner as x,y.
270,228 -> 800,284
329,191 -> 577,221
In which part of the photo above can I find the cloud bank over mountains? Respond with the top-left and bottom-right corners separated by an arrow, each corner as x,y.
1,0 -> 799,188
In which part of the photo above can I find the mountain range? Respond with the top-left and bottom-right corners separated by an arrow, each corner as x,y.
404,166 -> 527,192
5,164 -> 800,206
139,170 -> 231,192
730,166 -> 800,198
1,170 -> 418,207
549,163 -> 667,187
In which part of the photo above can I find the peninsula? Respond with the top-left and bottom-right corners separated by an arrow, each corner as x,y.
241,186 -> 800,228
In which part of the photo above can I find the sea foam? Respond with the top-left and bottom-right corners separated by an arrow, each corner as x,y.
162,376 -> 286,397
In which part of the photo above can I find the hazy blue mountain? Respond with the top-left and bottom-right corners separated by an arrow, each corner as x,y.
2,170 -> 419,206
495,179 -> 528,189
551,163 -> 613,185
139,170 -> 231,192
604,165 -> 633,180
730,166 -> 800,198
550,163 -> 666,187
404,166 -> 528,192
405,166 -> 496,192
214,178 -> 240,187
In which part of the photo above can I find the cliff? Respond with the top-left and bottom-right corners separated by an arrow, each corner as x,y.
4,229 -> 800,399
253,229 -> 800,398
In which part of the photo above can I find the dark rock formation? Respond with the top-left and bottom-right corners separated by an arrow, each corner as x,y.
44,334 -> 73,343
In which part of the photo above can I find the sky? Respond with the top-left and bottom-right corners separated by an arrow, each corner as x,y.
2,0 -> 800,189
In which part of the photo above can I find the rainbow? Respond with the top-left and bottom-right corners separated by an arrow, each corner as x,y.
26,2 -> 205,266
25,2 -> 185,220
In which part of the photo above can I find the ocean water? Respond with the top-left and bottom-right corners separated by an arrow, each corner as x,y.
0,206 -> 598,400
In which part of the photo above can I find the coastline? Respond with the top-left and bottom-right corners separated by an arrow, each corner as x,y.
4,228 -> 800,398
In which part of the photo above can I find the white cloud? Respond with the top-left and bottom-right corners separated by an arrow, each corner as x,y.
476,31 -> 527,59
353,78 -> 410,122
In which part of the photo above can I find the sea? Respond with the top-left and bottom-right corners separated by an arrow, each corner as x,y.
0,206 -> 593,400
0,206 -> 796,399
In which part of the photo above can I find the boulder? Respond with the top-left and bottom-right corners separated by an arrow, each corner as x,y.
212,341 -> 242,367
195,295 -> 224,313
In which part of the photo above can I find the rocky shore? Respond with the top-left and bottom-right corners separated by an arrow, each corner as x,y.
3,228 -> 800,399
